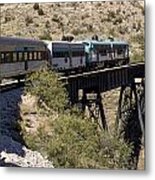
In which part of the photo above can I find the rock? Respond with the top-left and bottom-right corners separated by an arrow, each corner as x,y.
0,87 -> 54,168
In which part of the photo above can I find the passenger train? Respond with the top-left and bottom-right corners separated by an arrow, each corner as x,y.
0,36 -> 48,82
0,36 -> 130,82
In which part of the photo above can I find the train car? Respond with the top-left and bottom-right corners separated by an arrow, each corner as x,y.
69,42 -> 85,70
46,41 -> 85,72
83,39 -> 129,68
112,41 -> 129,65
0,36 -> 48,81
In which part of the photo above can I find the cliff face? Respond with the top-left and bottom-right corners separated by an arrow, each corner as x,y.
0,1 -> 144,62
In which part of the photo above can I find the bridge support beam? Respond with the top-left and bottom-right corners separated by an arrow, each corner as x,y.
115,80 -> 145,138
115,79 -> 145,169
81,88 -> 108,130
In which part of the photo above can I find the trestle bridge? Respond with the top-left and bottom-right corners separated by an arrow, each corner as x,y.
60,62 -> 145,134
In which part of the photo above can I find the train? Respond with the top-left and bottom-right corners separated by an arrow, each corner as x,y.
0,36 -> 130,82
45,38 -> 129,73
0,36 -> 48,82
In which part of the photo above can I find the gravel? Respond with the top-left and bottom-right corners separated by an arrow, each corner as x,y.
0,88 -> 54,168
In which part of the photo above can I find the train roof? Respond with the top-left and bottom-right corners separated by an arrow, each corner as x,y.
0,36 -> 45,46
83,39 -> 128,45
44,40 -> 70,44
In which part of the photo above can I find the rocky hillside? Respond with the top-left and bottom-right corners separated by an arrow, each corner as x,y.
0,1 -> 144,62
0,88 -> 54,167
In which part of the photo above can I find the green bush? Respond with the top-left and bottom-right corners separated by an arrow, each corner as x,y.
22,70 -> 133,169
23,112 -> 133,169
47,114 -> 133,169
25,69 -> 68,113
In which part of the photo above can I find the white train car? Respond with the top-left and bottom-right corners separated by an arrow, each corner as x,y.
0,36 -> 48,81
45,41 -> 85,72
69,42 -> 85,69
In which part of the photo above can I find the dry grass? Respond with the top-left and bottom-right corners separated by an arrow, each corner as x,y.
1,1 -> 144,61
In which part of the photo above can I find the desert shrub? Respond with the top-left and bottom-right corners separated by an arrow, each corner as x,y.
52,14 -> 59,23
45,20 -> 50,29
131,52 -> 144,62
142,7 -> 145,16
25,69 -> 68,113
4,15 -> 12,23
33,3 -> 40,10
132,22 -> 137,30
38,8 -> 44,16
70,26 -> 86,36
23,112 -> 133,169
109,28 -> 117,37
130,33 -> 144,51
87,24 -> 93,32
39,30 -> 52,40
25,16 -> 33,26
81,12 -> 90,20
47,114 -> 133,169
107,10 -> 116,19
115,16 -> 123,24
118,26 -> 126,35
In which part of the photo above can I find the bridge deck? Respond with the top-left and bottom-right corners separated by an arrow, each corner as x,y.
60,63 -> 145,103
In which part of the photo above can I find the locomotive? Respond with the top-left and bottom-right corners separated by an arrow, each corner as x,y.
0,36 -> 130,81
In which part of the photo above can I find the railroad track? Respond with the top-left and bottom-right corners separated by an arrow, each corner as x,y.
0,80 -> 25,93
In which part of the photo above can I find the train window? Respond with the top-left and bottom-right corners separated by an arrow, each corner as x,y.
53,51 -> 67,58
38,52 -> 41,60
117,49 -> 123,55
100,49 -> 107,56
18,52 -> 23,61
24,52 -> 28,60
5,52 -> 13,62
33,52 -> 37,60
72,51 -> 84,57
13,52 -> 17,62
41,51 -> 46,59
29,52 -> 33,60
0,53 -> 5,63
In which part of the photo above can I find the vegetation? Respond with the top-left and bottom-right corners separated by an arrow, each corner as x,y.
25,69 -> 68,113
25,16 -> 33,26
39,30 -> 53,40
116,86 -> 145,169
20,70 -> 133,169
38,8 -> 44,16
130,32 -> 145,62
33,3 -> 40,10
1,1 -> 144,63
